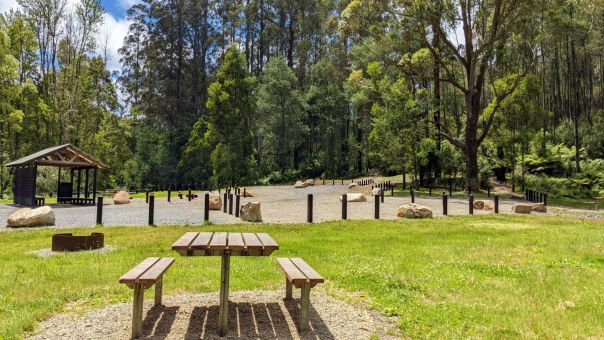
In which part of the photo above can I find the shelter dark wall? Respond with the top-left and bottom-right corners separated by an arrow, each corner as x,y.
13,166 -> 36,206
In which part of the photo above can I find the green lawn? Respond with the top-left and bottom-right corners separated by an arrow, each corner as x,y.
1,216 -> 604,339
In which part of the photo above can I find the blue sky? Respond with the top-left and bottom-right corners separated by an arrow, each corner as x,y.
1,0 -> 138,71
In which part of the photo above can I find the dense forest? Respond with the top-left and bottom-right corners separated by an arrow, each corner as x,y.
1,0 -> 603,199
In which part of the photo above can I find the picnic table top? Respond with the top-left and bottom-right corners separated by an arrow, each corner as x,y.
172,232 -> 279,256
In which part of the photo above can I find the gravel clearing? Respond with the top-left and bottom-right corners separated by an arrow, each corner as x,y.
1,184 -> 598,230
27,290 -> 399,339
30,245 -> 115,258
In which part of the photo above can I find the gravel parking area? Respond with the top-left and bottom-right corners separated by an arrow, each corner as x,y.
0,184 -> 546,229
27,290 -> 398,339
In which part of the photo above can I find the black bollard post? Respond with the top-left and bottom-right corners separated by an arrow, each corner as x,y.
96,196 -> 103,225
223,193 -> 227,213
332,179 -> 335,185
229,194 -> 233,215
243,187 -> 247,198
188,188 -> 192,202
543,193 -> 548,207
374,194 -> 380,219
411,188 -> 415,203
469,194 -> 474,215
494,195 -> 499,214
341,179 -> 344,185
449,182 -> 453,196
342,194 -> 347,220
148,194 -> 155,226
235,194 -> 240,217
168,188 -> 171,202
487,187 -> 491,197
391,185 -> 394,197
307,194 -> 313,223
443,193 -> 448,216
204,193 -> 210,222
145,191 -> 149,203
381,189 -> 384,203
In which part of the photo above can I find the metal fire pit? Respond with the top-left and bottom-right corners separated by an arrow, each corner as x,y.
51,233 -> 104,251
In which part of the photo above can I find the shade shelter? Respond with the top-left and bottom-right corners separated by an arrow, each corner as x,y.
4,144 -> 108,206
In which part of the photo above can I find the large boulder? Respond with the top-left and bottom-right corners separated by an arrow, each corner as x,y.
473,200 -> 494,210
241,187 -> 254,198
305,179 -> 315,186
113,190 -> 130,204
7,206 -> 55,227
294,180 -> 308,189
240,202 -> 262,222
340,193 -> 367,202
397,204 -> 433,219
371,188 -> 382,196
348,182 -> 358,189
208,193 -> 222,210
532,203 -> 547,213
512,204 -> 533,214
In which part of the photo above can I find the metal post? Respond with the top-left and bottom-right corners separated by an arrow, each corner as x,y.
218,251 -> 231,337
229,194 -> 233,215
495,195 -> 499,214
204,193 -> 210,222
235,194 -> 240,217
307,194 -> 313,223
342,194 -> 347,220
148,194 -> 155,225
469,194 -> 474,215
223,193 -> 227,213
96,196 -> 103,225
443,193 -> 448,216
374,194 -> 380,219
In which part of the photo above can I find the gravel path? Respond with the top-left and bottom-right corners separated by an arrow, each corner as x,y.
27,290 -> 399,339
0,184 -> 591,230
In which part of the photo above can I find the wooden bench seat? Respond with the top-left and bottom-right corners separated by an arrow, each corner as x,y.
276,258 -> 324,330
119,257 -> 175,339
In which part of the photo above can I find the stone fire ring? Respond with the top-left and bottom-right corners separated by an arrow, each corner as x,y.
51,233 -> 105,252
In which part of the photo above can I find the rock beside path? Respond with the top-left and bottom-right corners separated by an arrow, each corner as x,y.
294,180 -> 307,188
532,203 -> 547,213
473,200 -> 494,210
348,182 -> 358,189
512,204 -> 533,214
340,193 -> 367,202
7,206 -> 55,227
240,202 -> 262,222
305,179 -> 315,186
113,190 -> 130,204
208,193 -> 222,210
397,204 -> 433,219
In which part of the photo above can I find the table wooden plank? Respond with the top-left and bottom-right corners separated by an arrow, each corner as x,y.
137,257 -> 175,285
171,232 -> 199,251
291,258 -> 324,284
276,258 -> 307,284
119,257 -> 160,284
256,233 -> 279,253
191,232 -> 213,250
227,233 -> 245,251
209,232 -> 227,250
242,233 -> 263,252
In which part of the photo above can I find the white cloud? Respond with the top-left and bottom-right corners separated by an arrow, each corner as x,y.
0,0 -> 19,13
97,12 -> 130,72
118,0 -> 140,10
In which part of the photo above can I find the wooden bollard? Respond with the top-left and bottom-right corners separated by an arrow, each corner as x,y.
148,194 -> 155,225
374,194 -> 380,219
442,193 -> 448,216
145,191 -> 149,203
243,187 -> 247,198
469,194 -> 474,215
307,194 -> 313,223
167,189 -> 171,202
204,193 -> 210,222
381,189 -> 384,203
332,179 -> 335,185
411,188 -> 415,203
96,196 -> 103,225
543,193 -> 548,206
341,179 -> 344,185
235,194 -> 240,217
228,194 -> 233,215
223,193 -> 227,213
188,189 -> 192,201
342,194 -> 347,220
494,195 -> 499,214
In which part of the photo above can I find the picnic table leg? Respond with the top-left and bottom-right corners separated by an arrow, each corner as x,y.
285,279 -> 293,299
154,276 -> 163,306
300,282 -> 311,331
218,250 -> 231,337
132,284 -> 144,339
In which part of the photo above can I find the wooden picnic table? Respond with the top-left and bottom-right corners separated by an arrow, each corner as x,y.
171,231 -> 279,336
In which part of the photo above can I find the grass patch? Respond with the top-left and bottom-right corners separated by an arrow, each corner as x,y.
1,216 -> 604,338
